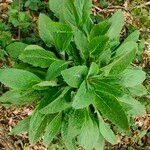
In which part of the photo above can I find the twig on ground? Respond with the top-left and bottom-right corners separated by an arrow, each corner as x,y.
93,5 -> 129,13
132,1 -> 150,10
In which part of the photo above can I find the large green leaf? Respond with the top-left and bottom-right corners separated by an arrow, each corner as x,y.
0,90 -> 41,105
66,44 -> 82,65
97,112 -> 117,145
49,0 -> 64,19
19,45 -> 56,68
46,60 -> 69,80
43,113 -> 62,146
67,109 -> 85,139
60,109 -> 85,150
38,87 -> 62,108
111,47 -> 137,75
63,0 -> 79,26
0,68 -> 41,90
99,49 -> 111,67
73,81 -> 95,109
128,84 -> 147,97
63,0 -> 92,27
38,14 -> 73,50
119,95 -> 145,116
82,17 -> 93,35
115,41 -> 138,57
61,116 -> 69,142
78,112 -> 99,150
120,68 -> 146,87
11,116 -> 30,135
124,30 -> 140,43
29,108 -> 48,144
107,10 -> 124,40
61,66 -> 88,88
74,0 -> 92,24
89,35 -> 109,59
101,41 -> 138,76
40,87 -> 71,114
89,77 -> 123,97
6,42 -> 27,60
94,134 -> 105,150
90,21 -> 111,40
94,91 -> 129,131
74,29 -> 88,59
61,115 -> 76,150
87,62 -> 99,77
38,13 -> 53,47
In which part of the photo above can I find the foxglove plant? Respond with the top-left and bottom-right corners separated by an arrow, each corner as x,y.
0,0 -> 147,149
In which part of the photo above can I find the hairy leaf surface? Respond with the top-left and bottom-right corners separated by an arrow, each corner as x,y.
19,45 -> 56,68
73,81 -> 95,108
46,60 -> 69,80
40,87 -> 71,114
90,21 -> 111,40
78,112 -> 99,150
38,14 -> 73,50
11,117 -> 30,135
0,90 -> 41,105
98,113 -> 117,145
119,95 -> 145,116
61,66 -> 88,88
107,10 -> 124,40
6,42 -> 27,60
94,91 -> 129,131
0,68 -> 41,90
43,113 -> 62,146
120,68 -> 146,87
29,108 -> 48,144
